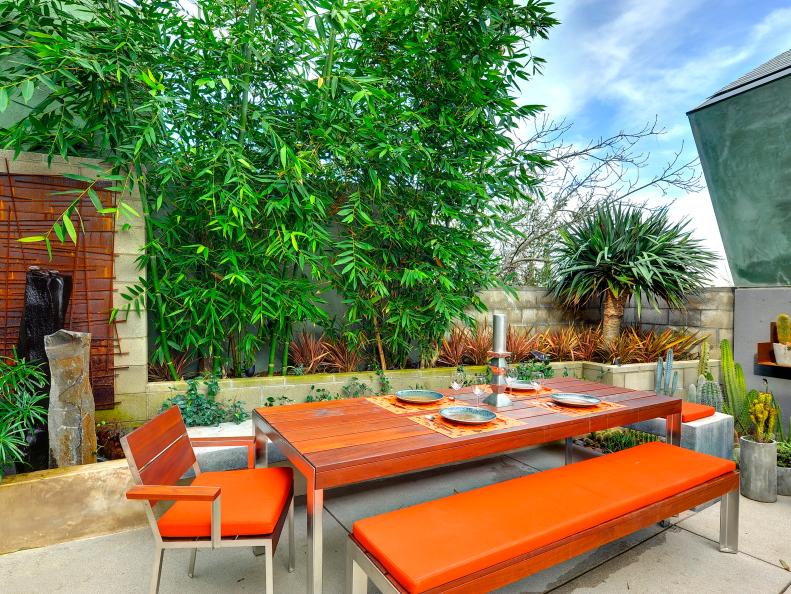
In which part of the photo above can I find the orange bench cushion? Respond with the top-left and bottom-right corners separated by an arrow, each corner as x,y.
158,467 -> 292,538
682,401 -> 716,423
352,442 -> 734,593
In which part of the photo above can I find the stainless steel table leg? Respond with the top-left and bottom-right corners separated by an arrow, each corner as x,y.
565,437 -> 573,465
666,412 -> 682,447
719,487 -> 739,553
307,479 -> 324,594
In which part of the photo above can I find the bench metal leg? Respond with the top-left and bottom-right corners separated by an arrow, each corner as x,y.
666,412 -> 682,447
346,539 -> 398,594
346,541 -> 368,594
719,488 -> 739,553
188,547 -> 197,577
288,498 -> 296,572
150,547 -> 164,594
565,438 -> 573,465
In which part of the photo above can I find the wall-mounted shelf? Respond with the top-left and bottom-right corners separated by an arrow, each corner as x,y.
755,342 -> 791,380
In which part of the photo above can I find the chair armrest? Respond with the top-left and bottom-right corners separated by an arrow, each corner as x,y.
190,436 -> 255,468
126,484 -> 221,502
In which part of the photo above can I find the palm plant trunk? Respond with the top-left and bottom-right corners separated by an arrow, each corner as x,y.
602,291 -> 627,343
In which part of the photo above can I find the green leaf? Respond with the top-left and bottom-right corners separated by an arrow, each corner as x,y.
0,88 -> 8,113
21,79 -> 35,103
221,77 -> 231,91
17,235 -> 46,243
61,173 -> 94,183
280,146 -> 288,169
62,215 -> 77,244
87,188 -> 102,211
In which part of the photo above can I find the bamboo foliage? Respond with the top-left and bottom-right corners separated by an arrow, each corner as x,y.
0,0 -> 557,375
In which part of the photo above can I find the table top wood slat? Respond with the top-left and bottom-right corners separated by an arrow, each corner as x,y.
254,378 -> 681,489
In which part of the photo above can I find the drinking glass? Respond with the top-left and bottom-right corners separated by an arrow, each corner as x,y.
450,370 -> 465,392
505,366 -> 519,396
530,371 -> 545,391
472,373 -> 487,407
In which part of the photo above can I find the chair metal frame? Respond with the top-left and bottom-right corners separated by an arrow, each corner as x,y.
121,410 -> 295,594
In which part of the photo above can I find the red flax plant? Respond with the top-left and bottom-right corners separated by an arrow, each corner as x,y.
288,331 -> 328,374
507,326 -> 538,363
466,320 -> 493,365
438,325 -> 470,367
323,336 -> 364,373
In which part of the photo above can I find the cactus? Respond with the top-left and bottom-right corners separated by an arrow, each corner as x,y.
749,391 -> 778,443
697,341 -> 712,380
655,349 -> 679,397
720,338 -> 751,435
777,313 -> 791,344
687,373 -> 724,411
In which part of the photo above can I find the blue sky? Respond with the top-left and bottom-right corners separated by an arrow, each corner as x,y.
523,0 -> 791,285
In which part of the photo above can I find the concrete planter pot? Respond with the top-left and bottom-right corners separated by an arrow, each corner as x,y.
739,436 -> 777,502
772,343 -> 791,366
778,465 -> 791,497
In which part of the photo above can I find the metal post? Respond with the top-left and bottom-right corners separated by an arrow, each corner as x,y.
307,479 -> 324,594
346,541 -> 368,594
484,313 -> 513,408
666,412 -> 682,447
565,437 -> 573,465
719,488 -> 739,553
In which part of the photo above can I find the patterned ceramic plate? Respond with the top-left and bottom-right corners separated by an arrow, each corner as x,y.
439,406 -> 497,425
550,393 -> 601,407
510,380 -> 542,391
395,389 -> 444,404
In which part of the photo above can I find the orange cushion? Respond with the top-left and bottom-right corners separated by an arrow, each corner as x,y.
682,401 -> 716,423
352,442 -> 734,593
158,467 -> 292,538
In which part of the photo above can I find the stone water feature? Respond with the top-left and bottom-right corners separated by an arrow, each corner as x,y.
44,330 -> 97,467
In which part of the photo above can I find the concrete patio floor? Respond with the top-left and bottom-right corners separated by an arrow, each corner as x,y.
1,444 -> 789,594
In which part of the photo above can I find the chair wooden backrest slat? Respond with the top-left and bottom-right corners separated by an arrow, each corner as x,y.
138,434 -> 197,485
123,407 -> 196,485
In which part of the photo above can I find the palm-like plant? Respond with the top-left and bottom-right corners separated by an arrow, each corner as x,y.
548,205 -> 717,343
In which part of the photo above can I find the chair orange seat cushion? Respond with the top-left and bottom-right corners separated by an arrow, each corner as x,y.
352,442 -> 735,593
681,401 -> 716,422
158,467 -> 293,538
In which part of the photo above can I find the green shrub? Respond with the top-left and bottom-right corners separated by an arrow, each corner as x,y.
0,353 -> 47,475
580,428 -> 658,454
160,375 -> 248,427
778,441 -> 791,469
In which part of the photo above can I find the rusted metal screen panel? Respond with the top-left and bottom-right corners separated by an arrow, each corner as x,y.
0,173 -> 119,409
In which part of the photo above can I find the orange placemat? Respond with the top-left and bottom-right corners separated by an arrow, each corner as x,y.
365,395 -> 455,415
409,412 -> 523,438
528,397 -> 625,417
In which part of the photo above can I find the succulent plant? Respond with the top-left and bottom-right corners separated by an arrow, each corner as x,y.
688,373 -> 724,411
777,313 -> 791,344
720,339 -> 752,435
696,341 -> 712,380
655,349 -> 679,397
749,391 -> 778,443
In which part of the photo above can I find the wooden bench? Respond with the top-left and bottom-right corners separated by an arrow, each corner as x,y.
347,442 -> 739,594
121,407 -> 295,594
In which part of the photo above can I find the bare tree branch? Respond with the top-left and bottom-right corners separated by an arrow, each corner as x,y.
497,116 -> 703,284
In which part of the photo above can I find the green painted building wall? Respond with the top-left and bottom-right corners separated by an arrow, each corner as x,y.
688,74 -> 791,287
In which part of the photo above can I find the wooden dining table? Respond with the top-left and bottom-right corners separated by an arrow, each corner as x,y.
253,376 -> 682,594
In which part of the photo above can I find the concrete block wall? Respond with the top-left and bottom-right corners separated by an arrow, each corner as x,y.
474,286 -> 734,355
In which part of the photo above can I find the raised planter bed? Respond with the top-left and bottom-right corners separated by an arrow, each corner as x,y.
98,359 -> 718,424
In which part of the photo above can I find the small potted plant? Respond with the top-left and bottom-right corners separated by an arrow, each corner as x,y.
739,391 -> 778,502
772,314 -> 791,366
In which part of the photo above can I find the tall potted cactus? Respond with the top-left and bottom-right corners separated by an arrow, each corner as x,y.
739,390 -> 778,502
720,339 -> 753,435
772,313 -> 791,366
